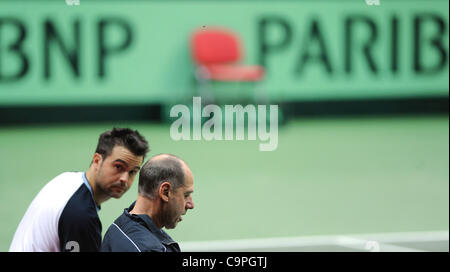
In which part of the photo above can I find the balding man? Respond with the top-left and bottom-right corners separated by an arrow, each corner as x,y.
101,154 -> 194,252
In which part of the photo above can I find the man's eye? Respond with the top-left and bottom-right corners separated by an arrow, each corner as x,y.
130,170 -> 137,176
115,165 -> 123,171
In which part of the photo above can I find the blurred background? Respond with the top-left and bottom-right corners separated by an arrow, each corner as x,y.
0,0 -> 448,251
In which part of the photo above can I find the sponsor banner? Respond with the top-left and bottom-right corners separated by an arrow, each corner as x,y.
0,0 -> 448,105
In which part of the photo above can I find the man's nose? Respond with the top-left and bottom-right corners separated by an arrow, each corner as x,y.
186,196 -> 194,210
119,172 -> 129,184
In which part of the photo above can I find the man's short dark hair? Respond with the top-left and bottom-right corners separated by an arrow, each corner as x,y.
138,154 -> 185,199
95,128 -> 149,159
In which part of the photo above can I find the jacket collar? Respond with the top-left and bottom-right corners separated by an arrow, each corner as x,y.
124,201 -> 177,246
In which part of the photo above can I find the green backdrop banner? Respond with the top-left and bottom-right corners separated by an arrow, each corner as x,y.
0,0 -> 448,105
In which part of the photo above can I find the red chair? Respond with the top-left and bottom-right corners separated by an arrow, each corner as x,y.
190,27 -> 266,103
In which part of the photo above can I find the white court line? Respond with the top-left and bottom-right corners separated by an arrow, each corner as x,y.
179,230 -> 449,252
335,236 -> 424,252
348,230 -> 449,243
335,230 -> 449,252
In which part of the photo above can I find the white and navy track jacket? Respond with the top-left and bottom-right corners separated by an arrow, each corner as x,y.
9,172 -> 101,252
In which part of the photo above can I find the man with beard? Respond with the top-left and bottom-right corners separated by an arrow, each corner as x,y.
9,128 -> 149,252
101,154 -> 194,252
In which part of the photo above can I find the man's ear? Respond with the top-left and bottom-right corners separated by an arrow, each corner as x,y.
92,153 -> 103,170
159,182 -> 172,203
